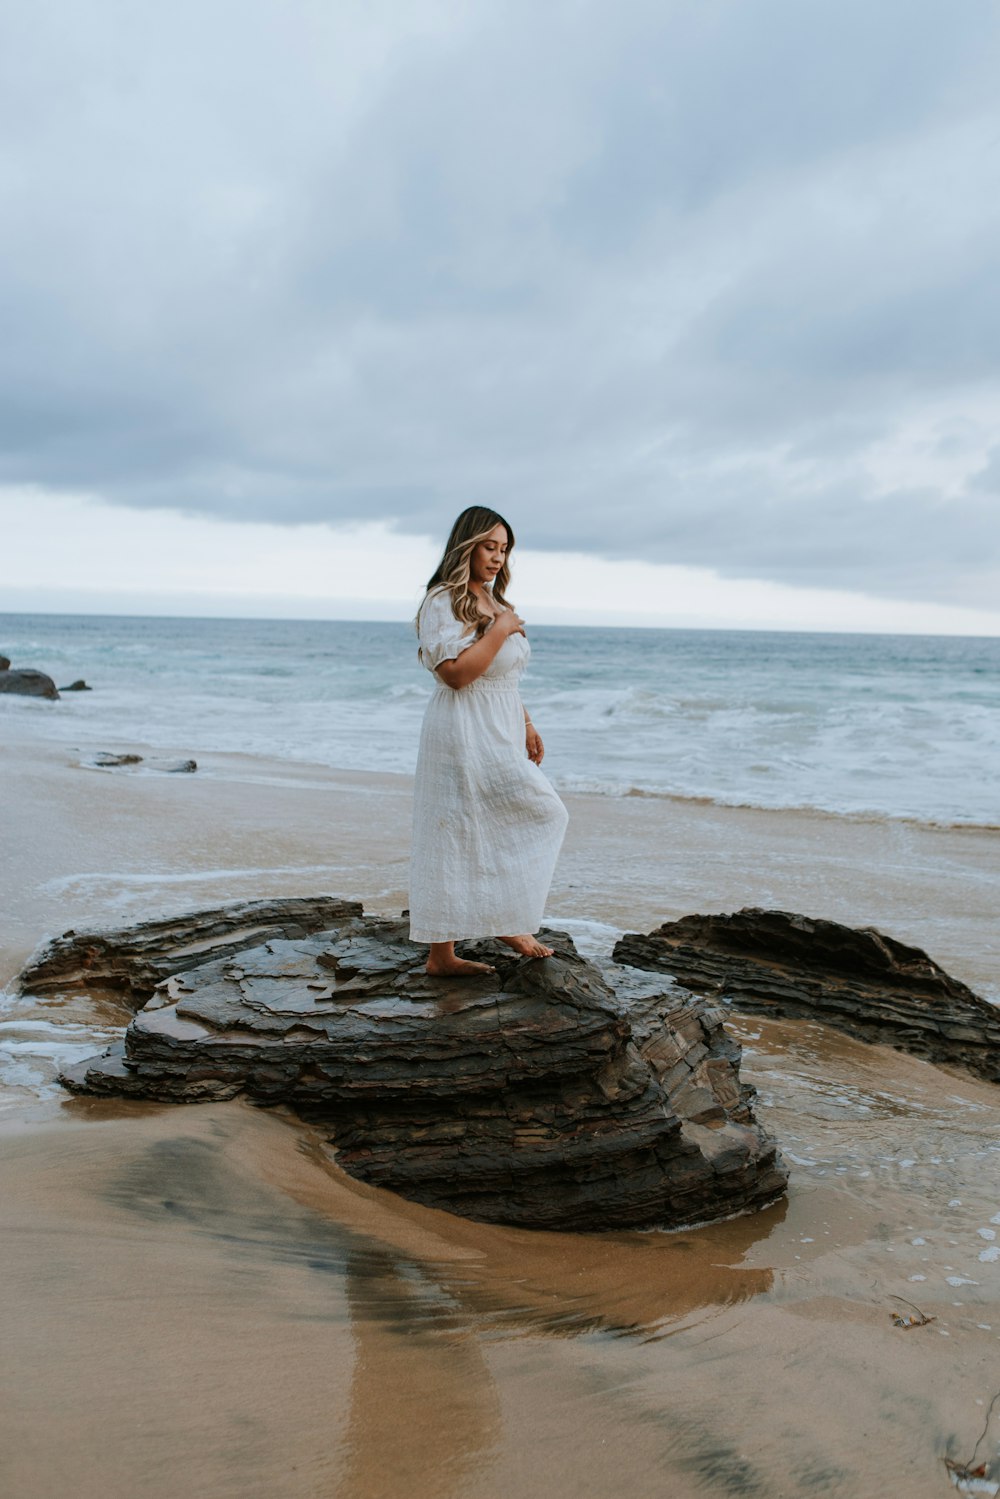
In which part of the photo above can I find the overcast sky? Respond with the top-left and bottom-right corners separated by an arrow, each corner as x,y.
2,0 -> 999,631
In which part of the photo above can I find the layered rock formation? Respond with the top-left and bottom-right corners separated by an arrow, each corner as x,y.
0,667 -> 59,699
41,901 -> 787,1232
614,908 -> 1000,1082
22,895 -> 362,1003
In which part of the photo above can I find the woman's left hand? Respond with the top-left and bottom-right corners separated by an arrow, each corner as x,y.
525,723 -> 544,765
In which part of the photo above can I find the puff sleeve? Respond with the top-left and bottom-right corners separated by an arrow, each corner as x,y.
417,589 -> 478,673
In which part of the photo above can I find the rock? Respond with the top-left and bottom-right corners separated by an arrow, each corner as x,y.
80,753 -> 197,774
0,654 -> 9,670
59,679 -> 92,691
47,902 -> 787,1232
19,895 -> 364,1003
0,668 -> 59,699
614,908 -> 1000,1083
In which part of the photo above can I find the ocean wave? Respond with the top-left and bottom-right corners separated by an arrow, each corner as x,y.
551,776 -> 1000,831
4,613 -> 999,827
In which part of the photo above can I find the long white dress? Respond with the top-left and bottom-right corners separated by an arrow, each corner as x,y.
408,587 -> 569,944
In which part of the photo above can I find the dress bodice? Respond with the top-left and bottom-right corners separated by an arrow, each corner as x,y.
480,629 -> 530,680
417,588 -> 529,686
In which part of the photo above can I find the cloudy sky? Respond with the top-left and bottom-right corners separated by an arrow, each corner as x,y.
2,0 -> 999,631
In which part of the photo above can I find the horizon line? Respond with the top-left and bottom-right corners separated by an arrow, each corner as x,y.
2,605 -> 998,644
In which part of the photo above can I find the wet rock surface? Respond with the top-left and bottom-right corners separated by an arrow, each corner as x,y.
614,908 -> 1000,1082
20,895 -> 363,1003
36,900 -> 787,1231
0,667 -> 59,699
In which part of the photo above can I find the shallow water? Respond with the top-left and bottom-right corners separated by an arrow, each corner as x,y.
3,612 -> 998,823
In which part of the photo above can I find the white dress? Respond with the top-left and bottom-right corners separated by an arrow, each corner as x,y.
408,588 -> 569,944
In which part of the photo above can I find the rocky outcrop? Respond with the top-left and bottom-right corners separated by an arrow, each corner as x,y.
0,668 -> 59,699
0,654 -> 10,670
43,902 -> 787,1232
614,908 -> 1000,1082
20,895 -> 363,1003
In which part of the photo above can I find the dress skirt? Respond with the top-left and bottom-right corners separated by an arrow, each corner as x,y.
408,668 -> 569,944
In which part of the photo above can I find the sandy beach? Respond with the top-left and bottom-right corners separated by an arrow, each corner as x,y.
3,727 -> 1000,1497
4,732 -> 999,996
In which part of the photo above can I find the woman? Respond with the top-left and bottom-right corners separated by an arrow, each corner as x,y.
409,507 -> 569,976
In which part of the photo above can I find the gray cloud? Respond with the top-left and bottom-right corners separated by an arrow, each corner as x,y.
2,0 -> 1000,609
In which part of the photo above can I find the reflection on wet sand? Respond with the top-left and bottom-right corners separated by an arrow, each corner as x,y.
275,1114 -> 780,1343
3,1006 -> 1000,1498
339,1248 -> 502,1499
0,1094 -> 776,1499
332,1208 -> 780,1498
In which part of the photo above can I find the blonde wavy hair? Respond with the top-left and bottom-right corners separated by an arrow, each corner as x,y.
417,506 -> 515,642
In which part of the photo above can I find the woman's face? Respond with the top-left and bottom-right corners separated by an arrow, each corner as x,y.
469,524 -> 509,585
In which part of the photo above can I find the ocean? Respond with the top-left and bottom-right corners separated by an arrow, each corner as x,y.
2,612 -> 998,825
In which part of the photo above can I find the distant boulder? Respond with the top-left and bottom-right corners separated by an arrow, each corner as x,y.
0,669 -> 59,700
0,655 -> 10,671
59,680 -> 92,692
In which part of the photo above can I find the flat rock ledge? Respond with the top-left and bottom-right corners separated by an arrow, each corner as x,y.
21,895 -> 363,1003
614,908 -> 1000,1083
44,901 -> 787,1232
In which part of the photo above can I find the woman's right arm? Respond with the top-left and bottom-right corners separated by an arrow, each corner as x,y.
435,611 -> 524,690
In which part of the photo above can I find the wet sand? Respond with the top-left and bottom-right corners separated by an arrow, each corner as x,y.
2,734 -> 998,996
3,731 -> 1000,1497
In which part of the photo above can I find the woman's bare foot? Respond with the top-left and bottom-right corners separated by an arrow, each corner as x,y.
498,934 -> 554,959
425,941 -> 495,977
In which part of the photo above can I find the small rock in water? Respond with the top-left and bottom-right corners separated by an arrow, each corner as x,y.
81,752 -> 197,774
59,679 -> 92,691
0,667 -> 59,699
